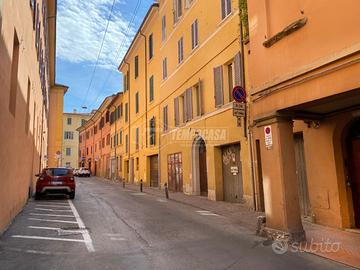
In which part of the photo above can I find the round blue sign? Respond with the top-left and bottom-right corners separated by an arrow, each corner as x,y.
232,86 -> 246,103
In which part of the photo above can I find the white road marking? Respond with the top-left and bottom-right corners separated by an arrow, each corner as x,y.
110,237 -> 126,241
104,233 -> 122,237
35,208 -> 72,212
68,200 -> 95,253
156,199 -> 167,202
11,235 -> 85,243
28,226 -> 60,231
28,218 -> 78,224
35,202 -> 69,206
199,213 -> 220,216
131,193 -> 146,196
30,213 -> 74,218
196,210 -> 211,213
35,204 -> 71,208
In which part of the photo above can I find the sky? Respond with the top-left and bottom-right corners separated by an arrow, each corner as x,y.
56,0 -> 154,113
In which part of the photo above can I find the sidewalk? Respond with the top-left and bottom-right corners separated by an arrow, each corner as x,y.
96,177 -> 360,269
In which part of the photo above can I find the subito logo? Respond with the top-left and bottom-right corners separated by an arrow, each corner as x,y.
272,240 -> 288,255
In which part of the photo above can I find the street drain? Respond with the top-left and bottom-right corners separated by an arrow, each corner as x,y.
58,227 -> 90,236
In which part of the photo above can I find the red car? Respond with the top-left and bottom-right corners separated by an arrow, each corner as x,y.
35,168 -> 76,199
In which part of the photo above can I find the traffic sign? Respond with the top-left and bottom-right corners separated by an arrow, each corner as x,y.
232,86 -> 246,103
233,102 -> 245,117
264,126 -> 273,149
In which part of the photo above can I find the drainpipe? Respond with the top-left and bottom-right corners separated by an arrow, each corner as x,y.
110,104 -> 117,180
140,31 -> 148,149
124,61 -> 131,181
239,0 -> 257,210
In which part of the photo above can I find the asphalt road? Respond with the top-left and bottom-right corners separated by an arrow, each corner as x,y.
0,177 -> 355,270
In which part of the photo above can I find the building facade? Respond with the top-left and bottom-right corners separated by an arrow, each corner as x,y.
247,0 -> 360,239
62,112 -> 92,168
0,0 -> 60,233
78,95 -> 115,178
111,0 -> 253,204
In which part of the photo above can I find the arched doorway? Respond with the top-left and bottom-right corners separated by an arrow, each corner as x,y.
346,119 -> 360,228
192,137 -> 208,197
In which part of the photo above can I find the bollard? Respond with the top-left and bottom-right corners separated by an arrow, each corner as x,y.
140,179 -> 143,193
123,178 -> 125,188
164,183 -> 169,199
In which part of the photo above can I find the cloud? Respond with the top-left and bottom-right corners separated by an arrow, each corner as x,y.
57,0 -> 135,70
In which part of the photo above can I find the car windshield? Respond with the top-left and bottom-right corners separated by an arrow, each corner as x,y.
45,168 -> 69,176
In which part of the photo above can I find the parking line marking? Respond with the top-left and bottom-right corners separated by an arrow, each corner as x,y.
28,218 -> 78,224
110,237 -> 126,241
28,226 -> 60,231
35,208 -> 72,212
30,213 -> 75,218
35,204 -> 71,208
199,213 -> 220,216
68,200 -> 95,253
131,193 -> 147,196
11,235 -> 85,243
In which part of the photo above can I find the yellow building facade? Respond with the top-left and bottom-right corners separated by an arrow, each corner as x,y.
113,0 -> 253,204
62,112 -> 92,168
0,0 -> 61,233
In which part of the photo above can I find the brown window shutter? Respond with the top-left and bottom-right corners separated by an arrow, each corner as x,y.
174,97 -> 179,126
213,66 -> 224,107
186,88 -> 193,121
234,52 -> 243,87
126,71 -> 130,90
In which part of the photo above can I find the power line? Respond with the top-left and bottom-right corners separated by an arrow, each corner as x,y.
87,0 -> 142,109
81,0 -> 117,107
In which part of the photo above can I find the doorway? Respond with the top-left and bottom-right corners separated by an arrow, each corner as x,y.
346,119 -> 360,228
167,153 -> 183,192
149,155 -> 159,187
192,137 -> 208,196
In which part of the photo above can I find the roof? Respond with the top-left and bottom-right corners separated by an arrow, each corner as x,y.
118,3 -> 159,71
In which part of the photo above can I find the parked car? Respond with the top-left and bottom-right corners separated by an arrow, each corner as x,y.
78,167 -> 91,177
35,168 -> 76,199
73,168 -> 79,176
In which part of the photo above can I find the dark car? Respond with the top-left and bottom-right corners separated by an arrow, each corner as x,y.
35,168 -> 76,199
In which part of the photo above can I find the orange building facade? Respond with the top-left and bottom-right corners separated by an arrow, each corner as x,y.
247,0 -> 360,240
78,95 -> 116,178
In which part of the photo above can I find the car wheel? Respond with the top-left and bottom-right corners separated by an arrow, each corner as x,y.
69,192 -> 75,199
35,192 -> 41,200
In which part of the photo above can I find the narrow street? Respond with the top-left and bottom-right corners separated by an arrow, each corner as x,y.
0,177 -> 353,270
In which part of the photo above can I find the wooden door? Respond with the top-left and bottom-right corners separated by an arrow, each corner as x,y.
255,140 -> 265,211
199,140 -> 208,196
130,158 -> 134,183
167,153 -> 183,192
349,138 -> 360,228
150,155 -> 159,187
294,133 -> 311,217
222,144 -> 243,202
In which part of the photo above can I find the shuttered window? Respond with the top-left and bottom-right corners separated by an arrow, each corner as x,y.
191,19 -> 198,49
162,16 -> 166,41
134,55 -> 139,79
162,58 -> 168,80
135,128 -> 139,150
195,81 -> 203,116
173,0 -> 183,24
163,106 -> 169,132
221,0 -> 232,20
184,88 -> 193,122
178,37 -> 184,64
233,52 -> 244,87
125,103 -> 128,122
213,66 -> 224,107
149,34 -> 154,60
135,92 -> 139,113
174,97 -> 180,127
149,76 -> 154,102
149,117 -> 156,146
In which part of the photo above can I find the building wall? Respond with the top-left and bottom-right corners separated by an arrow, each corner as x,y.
247,0 -> 360,231
0,0 -> 55,233
62,113 -> 91,168
115,0 -> 252,204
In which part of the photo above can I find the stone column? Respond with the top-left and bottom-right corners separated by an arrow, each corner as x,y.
257,116 -> 305,241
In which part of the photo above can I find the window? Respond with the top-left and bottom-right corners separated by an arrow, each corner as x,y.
149,117 -> 156,146
174,97 -> 180,127
135,92 -> 139,114
100,117 -> 105,129
162,58 -> 168,80
162,16 -> 166,41
134,55 -> 139,79
81,119 -> 86,126
105,111 -> 110,122
194,81 -> 203,116
125,103 -> 128,122
149,34 -> 154,60
64,131 -> 74,140
149,76 -> 154,102
87,147 -> 89,155
184,88 -> 193,122
102,138 -> 105,148
178,37 -> 184,64
120,103 -> 123,117
94,125 -> 97,135
106,134 -> 110,145
185,0 -> 194,9
213,65 -> 224,107
163,106 -> 168,132
67,117 -> 72,125
125,134 -> 129,153
119,155 -> 123,172
173,0 -> 183,23
136,157 -> 139,171
120,130 -> 123,144
221,0 -> 232,20
66,162 -> 71,168
66,148 -> 71,156
79,135 -> 82,143
9,30 -> 20,116
135,128 -> 139,150
191,19 -> 199,49
110,111 -> 115,125
116,105 -> 121,119
86,131 -> 90,139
